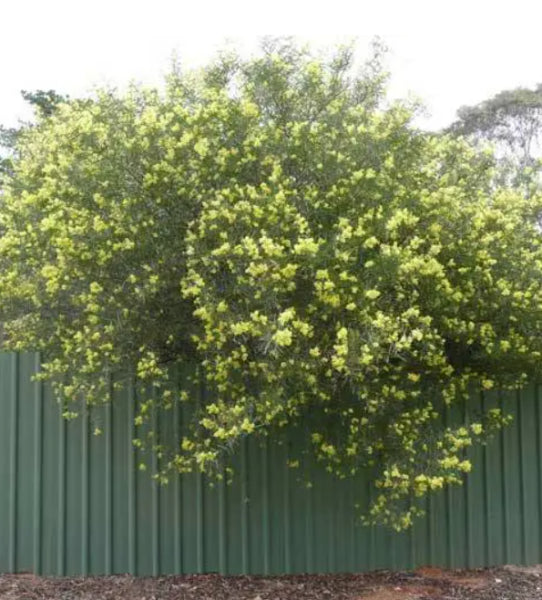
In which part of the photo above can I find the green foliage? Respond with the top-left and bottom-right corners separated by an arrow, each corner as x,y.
0,126 -> 16,185
2,42 -> 542,529
0,89 -> 67,185
448,85 -> 542,187
20,89 -> 67,118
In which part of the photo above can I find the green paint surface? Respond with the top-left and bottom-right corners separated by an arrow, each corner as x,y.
0,352 -> 540,575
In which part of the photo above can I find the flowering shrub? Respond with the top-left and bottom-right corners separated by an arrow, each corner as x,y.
2,42 -> 542,528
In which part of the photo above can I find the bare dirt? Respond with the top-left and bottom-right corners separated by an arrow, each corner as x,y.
1,565 -> 541,599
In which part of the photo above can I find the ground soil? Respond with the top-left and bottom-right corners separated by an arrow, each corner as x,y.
1,565 -> 541,599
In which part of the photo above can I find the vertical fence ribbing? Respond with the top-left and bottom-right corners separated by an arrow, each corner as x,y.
428,494 -> 435,566
444,405 -> 452,568
537,384 -> 542,562
127,380 -> 137,574
104,396 -> 113,575
445,473 -> 453,566
33,354 -> 43,574
81,407 -> 89,575
173,396 -> 182,574
368,483 -> 376,572
328,487 -> 336,572
196,368 -> 204,573
348,483 -> 356,572
8,353 -> 18,573
57,403 -> 66,575
408,519 -> 415,570
283,441 -> 291,574
305,474 -> 314,572
518,389 -> 527,565
240,437 -> 249,574
464,400 -> 473,568
261,438 -> 270,575
218,470 -> 227,575
3,354 -> 542,576
151,403 -> 160,577
500,393 -> 510,564
196,473 -> 203,572
481,392 -> 491,567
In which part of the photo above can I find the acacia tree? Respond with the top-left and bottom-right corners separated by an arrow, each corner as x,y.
2,42 -> 542,528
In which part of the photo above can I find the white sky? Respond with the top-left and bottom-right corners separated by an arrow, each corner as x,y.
2,0 -> 542,130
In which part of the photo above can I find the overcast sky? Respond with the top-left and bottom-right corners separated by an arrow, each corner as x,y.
2,0 -> 542,130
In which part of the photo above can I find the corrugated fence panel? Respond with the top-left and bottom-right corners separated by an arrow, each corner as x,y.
2,351 -> 542,575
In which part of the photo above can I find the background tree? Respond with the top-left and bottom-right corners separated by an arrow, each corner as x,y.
448,85 -> 542,187
2,42 -> 542,529
0,89 -> 66,184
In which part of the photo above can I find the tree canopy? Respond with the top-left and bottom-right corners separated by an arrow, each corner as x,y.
2,42 -> 542,529
448,85 -> 542,187
0,89 -> 67,184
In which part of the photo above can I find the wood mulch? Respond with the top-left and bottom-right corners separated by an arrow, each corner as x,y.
0,565 -> 541,599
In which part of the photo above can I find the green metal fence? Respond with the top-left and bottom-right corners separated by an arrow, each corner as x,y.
1,352 -> 542,575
